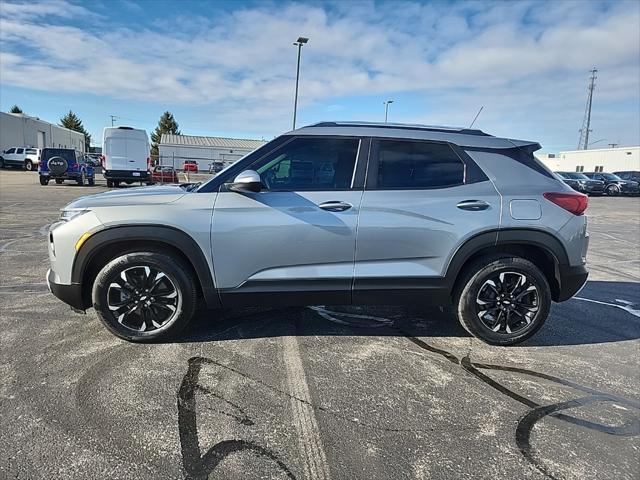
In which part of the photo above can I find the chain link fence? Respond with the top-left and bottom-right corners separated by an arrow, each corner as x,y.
149,154 -> 228,184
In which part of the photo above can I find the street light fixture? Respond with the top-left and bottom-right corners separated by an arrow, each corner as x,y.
292,36 -> 309,130
383,100 -> 394,123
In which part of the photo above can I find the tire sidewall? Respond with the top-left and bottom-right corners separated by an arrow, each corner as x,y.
456,257 -> 551,346
92,252 -> 197,342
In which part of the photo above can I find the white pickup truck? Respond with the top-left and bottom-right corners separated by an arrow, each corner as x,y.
0,147 -> 41,171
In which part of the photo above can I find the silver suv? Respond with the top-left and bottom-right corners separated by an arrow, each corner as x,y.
46,122 -> 589,345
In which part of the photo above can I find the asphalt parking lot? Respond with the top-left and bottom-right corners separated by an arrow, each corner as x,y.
1,169 -> 638,480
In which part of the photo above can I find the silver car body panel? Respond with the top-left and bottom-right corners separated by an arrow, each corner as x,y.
210,190 -> 363,298
354,180 -> 501,281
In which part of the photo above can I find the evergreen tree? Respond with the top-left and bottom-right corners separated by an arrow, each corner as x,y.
9,105 -> 23,113
151,111 -> 181,156
60,110 -> 91,151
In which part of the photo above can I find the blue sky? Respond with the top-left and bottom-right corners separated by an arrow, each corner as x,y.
1,0 -> 638,152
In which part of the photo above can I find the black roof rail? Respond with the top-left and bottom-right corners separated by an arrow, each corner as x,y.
305,121 -> 492,137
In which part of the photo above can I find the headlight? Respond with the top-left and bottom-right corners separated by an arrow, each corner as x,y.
59,208 -> 90,222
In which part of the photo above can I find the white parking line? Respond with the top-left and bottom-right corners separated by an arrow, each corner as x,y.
282,334 -> 331,480
574,297 -> 640,318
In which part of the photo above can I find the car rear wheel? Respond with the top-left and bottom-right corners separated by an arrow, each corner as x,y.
0,157 -> 4,168
39,176 -> 49,186
454,255 -> 551,346
92,251 -> 198,342
24,160 -> 33,171
77,170 -> 86,186
88,176 -> 95,186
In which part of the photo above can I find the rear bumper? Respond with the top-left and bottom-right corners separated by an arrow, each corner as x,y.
556,264 -> 589,302
103,170 -> 150,180
47,269 -> 86,310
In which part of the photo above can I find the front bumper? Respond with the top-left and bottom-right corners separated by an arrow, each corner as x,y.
556,264 -> 589,302
47,269 -> 85,310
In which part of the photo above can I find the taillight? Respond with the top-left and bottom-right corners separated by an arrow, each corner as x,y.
543,192 -> 588,215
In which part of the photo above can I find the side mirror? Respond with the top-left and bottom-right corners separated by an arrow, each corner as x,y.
229,169 -> 262,193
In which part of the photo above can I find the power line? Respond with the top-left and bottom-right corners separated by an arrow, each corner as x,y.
577,68 -> 597,150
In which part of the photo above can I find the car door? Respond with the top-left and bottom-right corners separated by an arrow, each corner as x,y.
10,148 -> 23,165
353,138 -> 501,304
211,136 -> 366,307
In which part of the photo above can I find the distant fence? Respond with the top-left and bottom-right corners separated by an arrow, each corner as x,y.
148,154 -> 229,184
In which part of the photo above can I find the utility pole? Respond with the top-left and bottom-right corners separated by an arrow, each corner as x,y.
383,100 -> 394,123
292,36 -> 309,130
110,115 -> 118,127
578,68 -> 597,150
608,143 -> 618,148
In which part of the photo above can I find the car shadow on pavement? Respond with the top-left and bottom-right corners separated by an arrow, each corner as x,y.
178,281 -> 640,347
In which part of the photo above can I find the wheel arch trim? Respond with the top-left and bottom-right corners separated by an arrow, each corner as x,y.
445,228 -> 570,286
72,224 -> 220,308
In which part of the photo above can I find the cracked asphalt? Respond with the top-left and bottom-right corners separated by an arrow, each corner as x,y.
1,169 -> 638,480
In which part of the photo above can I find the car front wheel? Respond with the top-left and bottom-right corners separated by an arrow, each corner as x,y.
454,255 -> 551,346
92,251 -> 198,342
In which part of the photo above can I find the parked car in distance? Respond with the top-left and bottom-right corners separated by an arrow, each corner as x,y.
46,121 -> 589,346
85,154 -> 103,167
208,161 -> 225,174
38,148 -> 95,186
183,160 -> 198,173
555,172 -> 604,195
583,172 -> 639,196
102,126 -> 151,187
613,171 -> 640,194
151,165 -> 179,183
0,147 -> 40,170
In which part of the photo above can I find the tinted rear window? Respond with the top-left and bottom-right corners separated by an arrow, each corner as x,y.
375,140 -> 464,189
43,149 -> 76,163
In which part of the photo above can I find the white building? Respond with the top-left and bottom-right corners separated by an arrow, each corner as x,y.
158,134 -> 267,170
537,146 -> 639,173
0,112 -> 86,153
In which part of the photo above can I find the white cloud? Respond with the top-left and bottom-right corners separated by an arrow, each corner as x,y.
0,0 -> 638,143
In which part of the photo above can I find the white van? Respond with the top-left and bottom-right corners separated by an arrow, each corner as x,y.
102,126 -> 151,187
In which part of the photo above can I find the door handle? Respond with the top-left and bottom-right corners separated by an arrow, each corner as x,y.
318,201 -> 352,212
457,200 -> 490,211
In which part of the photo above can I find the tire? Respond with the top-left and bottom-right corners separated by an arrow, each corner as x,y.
24,160 -> 33,171
77,170 -> 86,186
88,176 -> 95,186
113,181 -> 120,188
0,157 -> 4,168
92,251 -> 198,342
454,255 -> 551,346
39,176 -> 49,185
48,156 -> 68,176
606,185 -> 620,196
55,179 -> 64,184
106,179 -> 113,188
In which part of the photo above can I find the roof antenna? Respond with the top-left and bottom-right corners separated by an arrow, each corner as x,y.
469,106 -> 484,128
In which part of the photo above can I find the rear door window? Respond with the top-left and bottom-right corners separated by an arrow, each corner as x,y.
370,140 -> 465,190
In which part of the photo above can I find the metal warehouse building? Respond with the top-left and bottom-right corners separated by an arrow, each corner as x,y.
538,146 -> 639,173
0,112 -> 86,153
158,134 -> 267,171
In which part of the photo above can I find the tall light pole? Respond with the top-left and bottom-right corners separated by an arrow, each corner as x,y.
292,36 -> 309,130
383,100 -> 394,123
